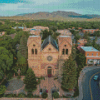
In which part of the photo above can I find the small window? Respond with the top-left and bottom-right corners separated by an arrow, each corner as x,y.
92,53 -> 93,56
66,49 -> 68,55
35,49 -> 37,54
87,53 -> 89,56
62,49 -> 65,55
97,53 -> 98,56
32,49 -> 34,54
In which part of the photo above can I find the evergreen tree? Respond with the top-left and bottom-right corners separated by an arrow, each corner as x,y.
23,68 -> 37,92
18,34 -> 28,59
76,53 -> 86,67
61,56 -> 77,91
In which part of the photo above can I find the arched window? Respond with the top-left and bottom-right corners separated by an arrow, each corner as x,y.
32,49 -> 34,54
66,49 -> 68,55
62,49 -> 65,55
35,49 -> 37,54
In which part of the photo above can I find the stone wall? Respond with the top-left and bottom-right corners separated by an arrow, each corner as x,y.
53,98 -> 71,100
1,98 -> 47,100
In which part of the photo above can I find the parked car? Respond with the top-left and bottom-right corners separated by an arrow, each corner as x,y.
99,80 -> 100,88
93,75 -> 99,81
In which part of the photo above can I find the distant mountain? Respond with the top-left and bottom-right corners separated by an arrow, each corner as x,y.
16,12 -> 34,16
69,14 -> 100,19
16,11 -> 100,19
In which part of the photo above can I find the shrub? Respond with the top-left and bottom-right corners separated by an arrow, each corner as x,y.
0,85 -> 6,95
37,78 -> 41,84
52,91 -> 59,98
17,75 -> 21,79
40,76 -> 44,79
61,86 -> 69,92
7,73 -> 13,80
6,94 -> 16,97
27,93 -> 33,98
54,77 -> 58,80
42,92 -> 48,98
73,86 -> 79,97
18,93 -> 26,98
33,95 -> 40,98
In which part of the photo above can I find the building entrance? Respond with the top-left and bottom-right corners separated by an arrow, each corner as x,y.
47,66 -> 52,77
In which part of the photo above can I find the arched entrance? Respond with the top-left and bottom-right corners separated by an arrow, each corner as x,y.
47,66 -> 52,77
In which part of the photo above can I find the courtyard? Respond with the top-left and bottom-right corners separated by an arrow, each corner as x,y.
4,76 -> 74,99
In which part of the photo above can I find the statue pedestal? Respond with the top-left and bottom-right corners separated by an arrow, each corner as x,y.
13,73 -> 15,77
58,75 -> 62,83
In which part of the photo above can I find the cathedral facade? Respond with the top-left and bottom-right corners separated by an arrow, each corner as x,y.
27,35 -> 72,77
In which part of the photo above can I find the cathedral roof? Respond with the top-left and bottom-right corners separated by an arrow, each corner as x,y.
41,35 -> 58,50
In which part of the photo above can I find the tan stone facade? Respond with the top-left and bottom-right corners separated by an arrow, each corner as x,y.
27,35 -> 72,77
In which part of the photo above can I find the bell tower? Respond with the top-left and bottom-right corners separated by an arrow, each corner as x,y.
27,35 -> 41,77
58,35 -> 72,81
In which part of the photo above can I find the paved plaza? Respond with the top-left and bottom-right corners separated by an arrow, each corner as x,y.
4,76 -> 74,100
33,77 -> 74,99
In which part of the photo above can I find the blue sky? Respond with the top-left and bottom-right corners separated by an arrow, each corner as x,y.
0,0 -> 100,16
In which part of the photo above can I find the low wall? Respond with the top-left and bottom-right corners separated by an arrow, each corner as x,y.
1,98 -> 47,100
53,98 -> 71,100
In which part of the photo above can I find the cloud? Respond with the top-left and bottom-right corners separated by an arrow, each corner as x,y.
23,0 -> 61,5
0,3 -> 24,11
0,0 -> 99,16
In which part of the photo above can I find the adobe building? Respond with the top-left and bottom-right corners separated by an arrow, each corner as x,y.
82,29 -> 99,34
79,46 -> 100,65
77,39 -> 87,46
24,26 -> 49,35
57,29 -> 72,36
27,35 -> 72,77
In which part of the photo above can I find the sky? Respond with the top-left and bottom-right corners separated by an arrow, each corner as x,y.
0,0 -> 100,16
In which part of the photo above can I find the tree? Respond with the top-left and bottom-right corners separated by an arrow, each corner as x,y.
23,68 -> 37,92
0,47 -> 13,78
16,51 -> 27,75
83,32 -> 89,39
71,46 -> 77,60
0,70 -> 4,80
75,34 -> 81,41
49,26 -> 58,32
76,53 -> 86,67
17,52 -> 26,65
0,85 -> 6,95
52,32 -> 60,42
40,29 -> 53,40
18,33 -> 28,59
61,56 -> 77,91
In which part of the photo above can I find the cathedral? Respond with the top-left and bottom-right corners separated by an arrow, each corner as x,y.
27,34 -> 72,77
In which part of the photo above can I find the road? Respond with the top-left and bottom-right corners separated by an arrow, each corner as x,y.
82,68 -> 100,100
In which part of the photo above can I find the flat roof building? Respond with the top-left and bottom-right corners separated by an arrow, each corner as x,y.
79,46 -> 100,65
